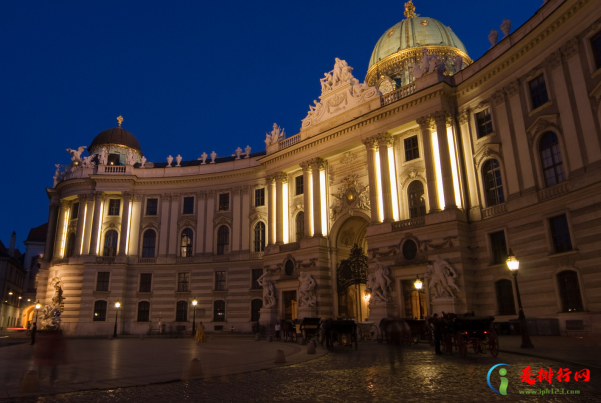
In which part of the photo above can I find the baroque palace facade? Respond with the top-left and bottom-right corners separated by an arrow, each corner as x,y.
38,0 -> 601,336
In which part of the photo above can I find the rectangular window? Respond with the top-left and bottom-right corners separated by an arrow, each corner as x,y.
71,202 -> 79,219
549,214 -> 572,254
107,154 -> 120,166
175,301 -> 188,322
93,300 -> 107,321
108,199 -> 121,216
251,268 -> 263,289
591,32 -> 601,70
183,197 -> 194,215
218,193 -> 230,211
96,272 -> 110,291
489,231 -> 507,265
137,301 -> 150,322
475,108 -> 494,138
529,75 -> 549,110
404,136 -> 419,161
255,188 -> 265,206
177,272 -> 190,292
146,199 -> 158,216
215,271 -> 226,291
213,300 -> 225,322
139,273 -> 152,292
295,175 -> 304,195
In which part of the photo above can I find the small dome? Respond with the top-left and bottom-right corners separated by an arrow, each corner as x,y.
89,127 -> 142,153
369,17 -> 467,69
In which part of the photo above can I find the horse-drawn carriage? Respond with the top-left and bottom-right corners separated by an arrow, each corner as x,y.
299,317 -> 321,343
356,321 -> 379,341
320,319 -> 358,351
437,313 -> 499,357
375,318 -> 412,345
404,319 -> 433,345
280,319 -> 298,342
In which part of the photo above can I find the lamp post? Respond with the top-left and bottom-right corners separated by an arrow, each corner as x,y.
506,249 -> 534,348
192,298 -> 198,337
113,300 -> 120,338
414,276 -> 423,320
35,301 -> 41,325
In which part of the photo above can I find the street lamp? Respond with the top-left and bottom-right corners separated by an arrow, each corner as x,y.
35,301 -> 41,325
414,275 -> 423,320
192,298 -> 198,336
506,249 -> 534,349
113,300 -> 121,338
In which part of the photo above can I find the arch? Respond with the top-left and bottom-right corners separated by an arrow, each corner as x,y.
175,300 -> 188,322
141,229 -> 157,258
531,128 -> 570,188
137,301 -> 151,322
556,269 -> 584,313
538,131 -> 566,187
482,159 -> 505,207
93,300 -> 108,321
21,305 -> 36,327
103,229 -> 119,256
180,228 -> 194,257
407,180 -> 426,218
253,221 -> 265,252
216,225 -> 230,255
251,299 -> 262,322
295,211 -> 305,242
65,232 -> 76,258
213,300 -> 226,322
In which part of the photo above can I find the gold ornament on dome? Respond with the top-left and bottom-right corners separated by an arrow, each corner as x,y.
404,0 -> 415,19
117,115 -> 124,127
388,29 -> 395,37
420,20 -> 428,26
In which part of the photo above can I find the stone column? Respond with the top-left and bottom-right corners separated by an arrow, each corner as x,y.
204,191 -> 215,255
362,137 -> 381,223
310,158 -> 325,237
54,200 -> 69,259
88,192 -> 104,256
196,192 -> 206,255
232,187 -> 241,251
300,161 -> 312,237
275,172 -> 287,244
434,111 -> 456,209
417,116 -> 440,212
82,195 -> 95,255
118,192 -> 132,256
377,133 -> 395,223
72,194 -> 88,257
43,197 -> 61,262
266,177 -> 276,245
241,187 -> 250,251
457,110 -> 480,211
168,194 -> 179,256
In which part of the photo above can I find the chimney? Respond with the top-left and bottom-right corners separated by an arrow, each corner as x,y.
9,231 -> 16,256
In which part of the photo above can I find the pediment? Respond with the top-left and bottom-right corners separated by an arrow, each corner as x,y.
214,215 -> 232,226
178,218 -> 197,229
473,143 -> 502,169
526,114 -> 561,136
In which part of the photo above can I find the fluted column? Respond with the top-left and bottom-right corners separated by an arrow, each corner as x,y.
300,161 -> 312,237
417,116 -> 440,213
88,192 -> 104,255
310,158 -> 325,237
43,196 -> 61,262
266,176 -> 276,245
72,194 -> 88,257
54,200 -> 69,259
118,192 -> 132,256
377,133 -> 395,223
362,137 -> 381,224
434,111 -> 456,209
275,172 -> 287,244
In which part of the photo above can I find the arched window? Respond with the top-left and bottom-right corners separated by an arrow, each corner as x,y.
137,301 -> 150,322
495,280 -> 516,316
557,271 -> 583,312
217,226 -> 229,255
539,132 -> 565,187
93,300 -> 107,321
407,181 -> 426,218
142,230 -> 156,258
251,299 -> 263,322
175,301 -> 188,322
180,228 -> 193,257
65,232 -> 76,258
296,212 -> 305,242
104,230 -> 118,256
214,300 -> 226,322
482,159 -> 505,206
254,222 -> 265,252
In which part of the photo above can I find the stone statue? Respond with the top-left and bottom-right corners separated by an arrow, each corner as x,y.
235,147 -> 242,160
126,149 -> 136,166
210,151 -> 217,163
454,55 -> 463,73
257,271 -> 276,309
51,277 -> 64,305
420,48 -> 430,72
265,123 -> 285,145
298,271 -> 317,307
66,146 -> 87,161
98,147 -> 108,165
320,72 -> 333,93
366,258 -> 393,304
244,145 -> 251,158
428,56 -> 441,74
426,255 -> 461,299
199,152 -> 208,164
411,63 -> 424,79
500,19 -> 511,37
166,155 -> 173,167
81,154 -> 96,168
175,154 -> 182,167
140,156 -> 147,168
53,164 -> 63,187
489,29 -> 499,48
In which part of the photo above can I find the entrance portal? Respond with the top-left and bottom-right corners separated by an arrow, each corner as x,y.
401,279 -> 428,319
283,291 -> 297,320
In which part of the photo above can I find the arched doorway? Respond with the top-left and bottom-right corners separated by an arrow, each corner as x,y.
21,305 -> 36,327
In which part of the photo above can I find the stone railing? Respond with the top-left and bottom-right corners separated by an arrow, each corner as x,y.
391,216 -> 425,231
482,203 -> 507,219
52,258 -> 70,266
96,256 -> 115,264
538,182 -> 570,202
278,134 -> 301,150
249,252 -> 264,260
213,255 -> 230,262
176,256 -> 195,264
381,82 -> 416,106
280,242 -> 300,252
138,258 -> 156,264
100,165 -> 127,173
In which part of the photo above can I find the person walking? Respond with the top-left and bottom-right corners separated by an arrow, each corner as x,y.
275,321 -> 281,341
30,323 -> 37,345
432,314 -> 443,355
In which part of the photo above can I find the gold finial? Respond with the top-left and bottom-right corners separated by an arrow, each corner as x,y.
404,0 -> 415,19
117,115 -> 124,127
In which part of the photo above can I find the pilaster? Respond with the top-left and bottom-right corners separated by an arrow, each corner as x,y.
434,111 -> 456,209
417,115 -> 440,213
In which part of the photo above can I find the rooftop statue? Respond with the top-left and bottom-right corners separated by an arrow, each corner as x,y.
66,146 -> 86,161
265,123 -> 285,145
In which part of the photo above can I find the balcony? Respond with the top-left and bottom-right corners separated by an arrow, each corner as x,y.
280,242 -> 300,252
96,256 -> 115,264
482,203 -> 507,219
278,133 -> 301,150
98,165 -> 130,174
381,82 -> 416,107
538,182 -> 570,202
213,255 -> 230,262
138,258 -> 156,264
249,252 -> 264,260
176,256 -> 195,264
391,217 -> 425,231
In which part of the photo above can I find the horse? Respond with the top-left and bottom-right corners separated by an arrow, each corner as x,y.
280,320 -> 297,342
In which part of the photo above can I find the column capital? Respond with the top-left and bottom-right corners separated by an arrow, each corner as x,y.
162,192 -> 171,200
206,190 -> 215,198
273,171 -> 288,183
170,193 -> 179,201
60,200 -> 70,209
241,185 -> 250,195
232,186 -> 242,195
93,191 -> 104,200
433,110 -> 452,127
197,191 -> 206,199
123,191 -> 134,200
560,37 -> 579,59
132,193 -> 143,202
492,89 -> 506,106
265,174 -> 276,184
457,109 -> 470,125
309,158 -> 326,171
376,133 -> 394,148
49,197 -> 61,207
505,79 -> 520,97
416,115 -> 434,131
361,136 -> 378,149
77,194 -> 88,202
299,160 -> 312,171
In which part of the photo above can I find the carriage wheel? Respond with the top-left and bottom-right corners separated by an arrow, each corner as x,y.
444,334 -> 453,354
369,325 -> 379,341
456,332 -> 467,358
488,331 -> 499,357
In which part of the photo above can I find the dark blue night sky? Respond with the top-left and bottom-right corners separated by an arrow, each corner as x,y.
0,0 -> 542,248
